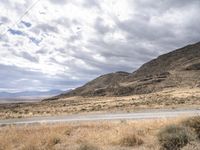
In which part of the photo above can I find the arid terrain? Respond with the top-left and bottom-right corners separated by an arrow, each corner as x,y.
1,116 -> 200,150
1,0 -> 200,150
51,42 -> 200,98
0,43 -> 200,150
1,42 -> 200,119
0,87 -> 200,119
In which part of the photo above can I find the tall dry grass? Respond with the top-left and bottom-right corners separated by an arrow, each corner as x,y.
0,118 -> 186,150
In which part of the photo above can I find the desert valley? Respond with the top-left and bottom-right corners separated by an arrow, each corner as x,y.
1,42 -> 200,150
1,0 -> 200,150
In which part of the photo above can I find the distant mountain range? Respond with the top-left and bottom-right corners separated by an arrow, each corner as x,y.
46,41 -> 200,100
0,90 -> 65,99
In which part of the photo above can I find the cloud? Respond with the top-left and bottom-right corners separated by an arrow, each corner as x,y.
33,23 -> 59,34
94,17 -> 112,34
49,0 -> 69,5
0,0 -> 200,92
21,52 -> 39,63
0,64 -> 83,92
82,0 -> 100,8
0,16 -> 10,24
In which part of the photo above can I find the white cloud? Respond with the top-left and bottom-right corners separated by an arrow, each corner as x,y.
0,0 -> 200,91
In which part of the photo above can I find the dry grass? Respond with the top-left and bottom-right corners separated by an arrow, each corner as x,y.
0,117 -> 192,150
118,133 -> 144,147
158,125 -> 194,150
182,116 -> 200,139
1,87 -> 200,119
77,143 -> 99,150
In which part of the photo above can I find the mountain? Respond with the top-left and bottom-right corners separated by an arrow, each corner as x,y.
0,89 -> 64,99
48,42 -> 200,99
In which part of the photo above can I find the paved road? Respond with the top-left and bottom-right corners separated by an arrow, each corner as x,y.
0,109 -> 200,126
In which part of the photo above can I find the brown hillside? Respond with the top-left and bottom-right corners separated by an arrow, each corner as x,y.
47,42 -> 200,99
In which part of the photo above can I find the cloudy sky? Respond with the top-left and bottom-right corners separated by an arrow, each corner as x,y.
0,0 -> 200,92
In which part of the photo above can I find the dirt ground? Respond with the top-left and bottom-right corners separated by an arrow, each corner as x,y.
0,88 -> 200,119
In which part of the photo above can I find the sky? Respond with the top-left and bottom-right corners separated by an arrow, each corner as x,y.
0,0 -> 200,92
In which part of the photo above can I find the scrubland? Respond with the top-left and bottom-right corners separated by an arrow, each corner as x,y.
0,116 -> 200,150
0,88 -> 200,119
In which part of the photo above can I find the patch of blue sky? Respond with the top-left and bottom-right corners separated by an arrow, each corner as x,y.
29,37 -> 42,45
21,21 -> 32,28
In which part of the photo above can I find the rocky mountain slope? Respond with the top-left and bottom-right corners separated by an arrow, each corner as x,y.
49,42 -> 200,99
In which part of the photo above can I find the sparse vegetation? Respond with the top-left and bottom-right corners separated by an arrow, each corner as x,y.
49,136 -> 61,145
182,116 -> 200,139
1,88 -> 200,119
1,117 -> 198,150
77,143 -> 99,150
157,125 -> 193,150
119,133 -> 143,146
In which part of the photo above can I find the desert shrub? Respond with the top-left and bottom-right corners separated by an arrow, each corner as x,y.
77,143 -> 99,150
181,141 -> 200,150
119,133 -> 144,147
64,128 -> 72,136
52,137 -> 61,145
48,137 -> 61,146
182,116 -> 200,139
158,125 -> 192,150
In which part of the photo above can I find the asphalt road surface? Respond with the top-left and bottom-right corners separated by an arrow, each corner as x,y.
0,109 -> 200,126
